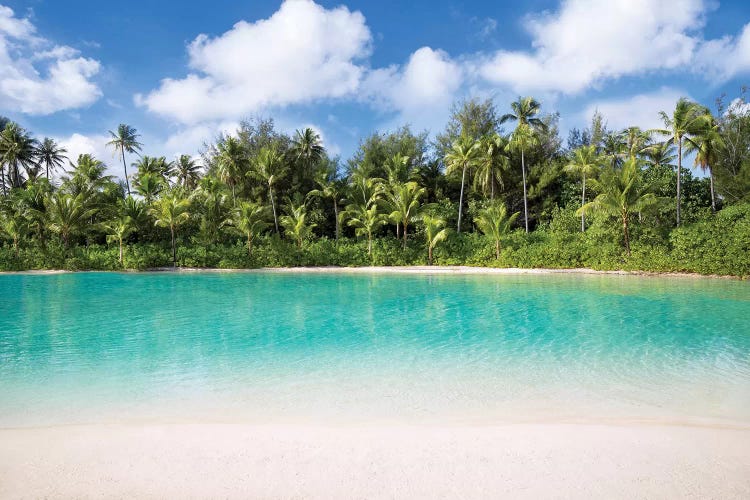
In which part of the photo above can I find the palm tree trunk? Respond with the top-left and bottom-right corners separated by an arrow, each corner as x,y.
622,212 -> 631,256
0,166 -> 6,196
490,175 -> 495,200
428,244 -> 433,265
458,164 -> 467,233
521,149 -> 529,233
13,236 -> 18,258
46,163 -> 49,179
269,185 -> 279,234
121,150 -> 131,196
170,225 -> 176,267
396,222 -> 400,238
119,238 -> 123,264
581,173 -> 586,232
247,233 -> 253,256
403,221 -> 408,249
333,201 -> 340,240
676,137 -> 682,226
709,166 -> 716,212
367,234 -> 372,256
495,239 -> 500,260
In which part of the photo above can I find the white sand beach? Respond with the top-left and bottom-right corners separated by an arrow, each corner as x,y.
1,422 -> 749,498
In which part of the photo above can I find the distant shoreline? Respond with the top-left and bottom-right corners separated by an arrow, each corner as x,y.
0,265 -> 743,280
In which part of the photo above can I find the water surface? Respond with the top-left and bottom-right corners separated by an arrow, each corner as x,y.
1,271 -> 749,427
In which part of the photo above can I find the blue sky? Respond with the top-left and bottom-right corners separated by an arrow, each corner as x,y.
1,0 -> 749,179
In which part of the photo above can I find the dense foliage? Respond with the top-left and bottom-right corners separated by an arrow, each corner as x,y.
1,91 -> 749,277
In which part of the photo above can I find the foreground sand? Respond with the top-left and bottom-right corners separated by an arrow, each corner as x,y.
2,422 -> 749,498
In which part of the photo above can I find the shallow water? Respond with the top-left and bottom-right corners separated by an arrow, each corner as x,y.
1,272 -> 749,427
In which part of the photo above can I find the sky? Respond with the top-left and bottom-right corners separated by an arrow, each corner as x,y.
1,0 -> 749,180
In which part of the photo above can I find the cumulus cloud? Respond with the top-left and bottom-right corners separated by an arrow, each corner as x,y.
0,5 -> 101,114
479,0 -> 707,94
695,22 -> 750,82
579,88 -> 687,131
137,0 -> 371,124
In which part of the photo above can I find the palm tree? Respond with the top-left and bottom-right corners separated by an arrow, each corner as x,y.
36,137 -> 68,179
291,128 -> 325,182
251,146 -> 286,234
473,133 -> 509,200
685,118 -> 724,212
475,201 -> 519,259
107,124 -> 142,196
384,153 -> 410,185
579,158 -> 658,255
0,122 -> 38,192
656,99 -> 711,226
46,191 -> 98,249
133,156 -> 174,186
280,202 -> 316,249
422,214 -> 448,265
386,181 -> 424,248
174,154 -> 202,190
622,127 -> 651,160
102,216 -> 134,264
564,145 -> 602,231
231,201 -> 269,256
601,132 -> 627,168
0,198 -> 28,257
308,172 -> 345,240
150,194 -> 191,267
346,203 -> 387,256
134,172 -> 164,204
215,136 -> 246,204
642,140 -> 676,170
444,137 -> 478,233
500,97 -> 547,232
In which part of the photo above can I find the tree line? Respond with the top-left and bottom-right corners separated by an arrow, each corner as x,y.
0,90 -> 749,274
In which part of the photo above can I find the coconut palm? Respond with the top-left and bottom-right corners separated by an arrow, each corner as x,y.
107,124 -> 142,196
685,118 -> 724,212
308,172 -> 346,240
473,133 -> 509,200
656,99 -> 711,226
291,127 -> 325,182
150,194 -> 191,267
174,154 -> 202,190
36,137 -> 68,179
564,145 -> 603,231
121,196 -> 150,233
384,153 -> 410,185
578,158 -> 658,255
133,156 -> 173,186
251,146 -> 286,234
46,191 -> 98,249
622,127 -> 651,160
444,137 -> 479,233
215,136 -> 247,204
230,201 -> 269,256
134,172 -> 164,203
102,216 -> 134,264
475,201 -> 519,260
386,181 -> 425,248
601,132 -> 627,168
0,198 -> 28,257
346,203 -> 387,256
642,140 -> 676,170
422,214 -> 448,265
280,202 -> 315,249
0,122 -> 38,192
500,97 -> 547,232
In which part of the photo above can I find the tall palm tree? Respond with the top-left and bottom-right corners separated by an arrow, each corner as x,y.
150,194 -> 191,267
291,128 -> 325,182
46,191 -> 98,249
622,127 -> 651,160
601,132 -> 627,168
422,213 -> 448,265
0,122 -> 38,192
444,137 -> 479,233
231,201 -> 269,256
308,172 -> 346,240
579,159 -> 658,255
36,137 -> 68,179
564,145 -> 602,231
642,140 -> 676,170
386,181 -> 425,249
685,118 -> 724,212
500,97 -> 547,232
251,146 -> 286,234
174,154 -> 202,190
656,99 -> 711,226
473,133 -> 509,200
475,201 -> 519,260
215,136 -> 246,204
134,172 -> 164,203
280,201 -> 316,249
107,124 -> 142,196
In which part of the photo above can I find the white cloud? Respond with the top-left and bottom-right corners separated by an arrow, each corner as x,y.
55,132 -> 114,177
695,23 -> 750,81
579,88 -> 687,131
363,47 -> 463,131
137,0 -> 371,124
0,5 -> 101,114
162,121 -> 239,158
479,0 -> 706,94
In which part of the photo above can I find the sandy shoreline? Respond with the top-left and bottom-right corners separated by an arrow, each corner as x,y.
2,265 -> 742,279
1,422 -> 748,498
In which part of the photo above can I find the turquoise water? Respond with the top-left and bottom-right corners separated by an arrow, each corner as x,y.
1,272 -> 749,427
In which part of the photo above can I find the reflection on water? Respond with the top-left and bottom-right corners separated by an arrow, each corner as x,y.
1,272 -> 749,426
